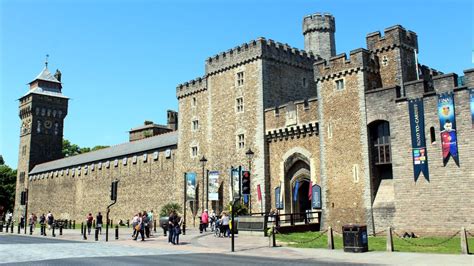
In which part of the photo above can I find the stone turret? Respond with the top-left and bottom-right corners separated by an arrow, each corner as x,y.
303,13 -> 336,61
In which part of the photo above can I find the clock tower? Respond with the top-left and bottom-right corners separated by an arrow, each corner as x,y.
14,62 -> 68,218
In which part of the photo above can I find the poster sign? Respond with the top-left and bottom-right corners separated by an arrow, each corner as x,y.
231,167 -> 241,200
311,185 -> 321,209
408,98 -> 429,181
438,93 -> 460,166
275,187 -> 283,209
185,172 -> 196,201
293,180 -> 299,202
470,89 -> 474,128
208,171 -> 219,201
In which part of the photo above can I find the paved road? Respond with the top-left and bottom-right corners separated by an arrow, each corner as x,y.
3,253 -> 366,266
0,234 -> 82,245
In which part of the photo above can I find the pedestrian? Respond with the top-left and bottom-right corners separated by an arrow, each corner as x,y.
96,212 -> 103,235
28,213 -> 36,232
201,209 -> 209,233
209,210 -> 216,231
173,214 -> 182,245
131,213 -> 139,238
168,211 -> 176,244
133,212 -> 145,241
39,213 -> 46,235
86,213 -> 93,235
143,211 -> 150,238
47,212 -> 54,230
220,211 -> 230,237
6,211 -> 13,225
20,215 -> 25,229
148,210 -> 154,236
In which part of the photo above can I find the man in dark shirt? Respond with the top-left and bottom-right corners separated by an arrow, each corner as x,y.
96,212 -> 103,234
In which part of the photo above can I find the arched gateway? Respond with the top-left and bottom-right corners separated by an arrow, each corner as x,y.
283,152 -> 312,215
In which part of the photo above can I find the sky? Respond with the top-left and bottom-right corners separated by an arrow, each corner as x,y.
0,0 -> 472,168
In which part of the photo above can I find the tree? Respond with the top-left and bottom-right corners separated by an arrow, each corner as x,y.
160,202 -> 182,217
0,155 -> 4,165
0,162 -> 17,213
62,139 -> 109,157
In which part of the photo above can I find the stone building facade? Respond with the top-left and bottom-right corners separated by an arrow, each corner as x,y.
14,12 -> 473,235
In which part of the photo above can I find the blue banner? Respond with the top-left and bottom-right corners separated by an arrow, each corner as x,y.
438,93 -> 460,166
470,89 -> 474,128
185,172 -> 197,201
293,181 -> 299,202
408,98 -> 429,181
311,185 -> 321,209
275,187 -> 283,209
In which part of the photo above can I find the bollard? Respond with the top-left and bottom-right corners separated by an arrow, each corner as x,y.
5,223 -> 8,233
154,220 -> 157,233
95,228 -> 99,241
17,224 -> 21,234
0,222 -> 3,233
11,223 -> 14,234
59,225 -> 63,236
83,225 -> 87,240
327,226 -> 334,249
81,223 -> 84,235
386,227 -> 394,252
127,219 -> 130,228
30,224 -> 33,235
73,220 -> 75,230
68,220 -> 72,229
272,226 -> 276,247
52,225 -> 56,237
115,225 -> 119,240
461,227 -> 469,255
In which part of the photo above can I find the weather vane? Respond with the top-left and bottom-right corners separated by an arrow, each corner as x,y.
45,54 -> 49,68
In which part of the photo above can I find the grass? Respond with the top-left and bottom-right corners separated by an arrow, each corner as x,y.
276,231 -> 474,254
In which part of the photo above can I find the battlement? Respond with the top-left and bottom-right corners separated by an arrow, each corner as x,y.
314,48 -> 374,81
205,37 -> 316,75
303,13 -> 335,34
176,76 -> 207,99
366,25 -> 418,52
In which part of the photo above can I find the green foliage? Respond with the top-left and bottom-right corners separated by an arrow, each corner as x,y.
160,202 -> 182,217
0,163 -> 17,212
226,201 -> 249,216
276,232 -> 474,254
0,155 -> 4,165
62,139 -> 109,157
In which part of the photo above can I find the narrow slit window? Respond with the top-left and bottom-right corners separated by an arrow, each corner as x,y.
430,127 -> 436,144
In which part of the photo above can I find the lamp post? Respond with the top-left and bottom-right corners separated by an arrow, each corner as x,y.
245,148 -> 254,212
199,156 -> 207,212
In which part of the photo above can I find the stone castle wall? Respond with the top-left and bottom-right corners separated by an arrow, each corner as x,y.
365,70 -> 474,234
27,145 -> 179,223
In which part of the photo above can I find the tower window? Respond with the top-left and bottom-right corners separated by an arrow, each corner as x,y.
371,121 -> 391,164
192,97 -> 197,107
335,79 -> 344,91
237,134 -> 245,149
236,71 -> 245,86
191,146 -> 198,157
430,127 -> 436,144
303,99 -> 309,110
192,120 -> 199,131
236,97 -> 244,113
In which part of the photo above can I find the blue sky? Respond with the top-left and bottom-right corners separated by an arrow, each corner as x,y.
1,0 -> 472,168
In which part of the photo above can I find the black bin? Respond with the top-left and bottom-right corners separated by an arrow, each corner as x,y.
342,224 -> 368,252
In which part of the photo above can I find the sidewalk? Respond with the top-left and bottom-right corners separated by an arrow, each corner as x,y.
2,226 -> 473,265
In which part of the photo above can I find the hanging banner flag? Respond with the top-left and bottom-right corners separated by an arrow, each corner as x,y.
311,185 -> 322,209
208,171 -> 219,201
293,180 -> 299,202
185,172 -> 197,201
470,88 -> 474,128
257,184 -> 262,201
275,186 -> 283,209
231,167 -> 241,200
308,181 -> 313,201
438,93 -> 460,166
408,98 -> 429,181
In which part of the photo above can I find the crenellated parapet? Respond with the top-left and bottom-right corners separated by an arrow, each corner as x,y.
205,37 -> 316,76
314,48 -> 377,82
366,25 -> 418,53
176,76 -> 207,99
302,13 -> 335,34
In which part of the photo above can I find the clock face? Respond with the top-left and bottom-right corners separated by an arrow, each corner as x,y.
44,120 -> 53,129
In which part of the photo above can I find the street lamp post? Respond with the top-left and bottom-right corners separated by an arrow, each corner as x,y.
245,148 -> 254,212
199,156 -> 207,212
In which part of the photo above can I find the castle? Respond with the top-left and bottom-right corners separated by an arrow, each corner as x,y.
15,12 -> 474,235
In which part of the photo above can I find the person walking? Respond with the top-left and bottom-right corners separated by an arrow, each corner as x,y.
201,209 -> 209,233
143,211 -> 150,238
131,213 -> 139,238
47,212 -> 54,230
133,212 -> 145,241
39,213 -> 46,235
168,211 -> 176,244
173,214 -> 182,245
221,212 -> 230,237
28,213 -> 36,233
86,213 -> 93,235
96,212 -> 103,235
148,210 -> 154,236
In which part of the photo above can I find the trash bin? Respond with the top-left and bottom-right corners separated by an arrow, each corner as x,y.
342,224 -> 368,252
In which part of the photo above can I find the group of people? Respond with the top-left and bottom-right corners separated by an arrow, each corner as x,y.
131,210 -> 154,241
167,211 -> 183,245
85,212 -> 103,235
201,209 -> 231,237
